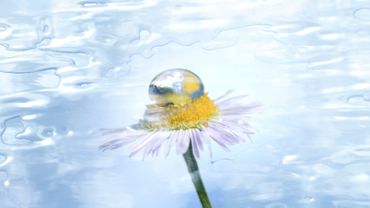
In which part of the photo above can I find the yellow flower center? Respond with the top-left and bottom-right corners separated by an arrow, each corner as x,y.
165,94 -> 218,130
140,94 -> 218,130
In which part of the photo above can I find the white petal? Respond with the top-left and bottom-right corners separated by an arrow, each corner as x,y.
213,90 -> 234,102
216,94 -> 249,106
150,131 -> 171,156
190,129 -> 200,158
176,130 -> 190,155
204,129 -> 213,159
100,127 -> 127,136
193,128 -> 204,151
99,129 -> 147,151
202,126 -> 230,151
142,131 -> 169,158
219,118 -> 256,135
164,131 -> 177,157
209,121 -> 243,143
208,124 -> 237,145
129,132 -> 159,157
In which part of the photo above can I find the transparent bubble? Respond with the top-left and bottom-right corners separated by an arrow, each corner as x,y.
148,68 -> 204,106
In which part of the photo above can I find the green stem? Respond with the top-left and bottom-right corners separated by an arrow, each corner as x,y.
183,142 -> 212,208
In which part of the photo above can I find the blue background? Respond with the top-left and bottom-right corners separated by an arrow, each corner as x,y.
1,0 -> 370,207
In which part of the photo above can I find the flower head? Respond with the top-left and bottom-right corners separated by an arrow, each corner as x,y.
100,69 -> 260,158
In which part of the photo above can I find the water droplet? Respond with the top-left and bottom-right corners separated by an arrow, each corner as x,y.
149,69 -> 204,104
80,1 -> 106,7
0,154 -> 13,167
265,202 -> 288,208
0,154 -> 6,165
4,179 -> 10,187
40,127 -> 56,138
77,81 -> 93,88
0,170 -> 8,188
1,116 -> 31,145
354,8 -> 370,21
0,23 -> 9,32
43,25 -> 49,33
300,196 -> 315,203
21,114 -> 41,121
282,154 -> 298,165
139,29 -> 151,41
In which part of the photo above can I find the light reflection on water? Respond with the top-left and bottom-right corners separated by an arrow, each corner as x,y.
1,0 -> 370,207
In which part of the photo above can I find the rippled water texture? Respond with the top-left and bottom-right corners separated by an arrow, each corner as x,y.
1,0 -> 370,207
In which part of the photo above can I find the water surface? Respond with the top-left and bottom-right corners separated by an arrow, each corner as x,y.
1,0 -> 370,207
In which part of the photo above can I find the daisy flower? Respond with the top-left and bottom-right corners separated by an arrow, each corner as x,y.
100,68 -> 260,208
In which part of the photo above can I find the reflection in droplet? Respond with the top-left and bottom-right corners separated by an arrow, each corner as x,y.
149,68 -> 204,104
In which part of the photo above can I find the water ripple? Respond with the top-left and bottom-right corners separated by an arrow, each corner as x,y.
354,8 -> 370,20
